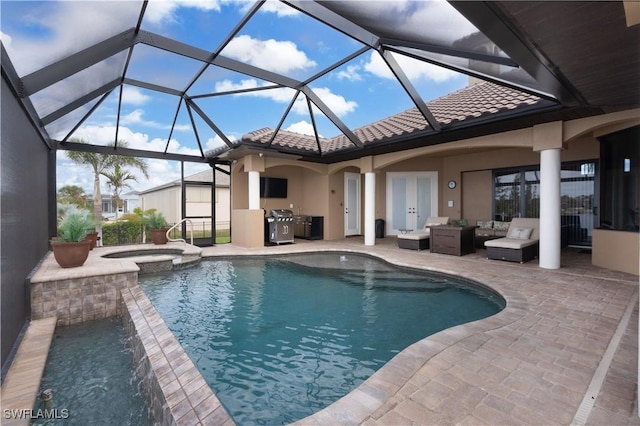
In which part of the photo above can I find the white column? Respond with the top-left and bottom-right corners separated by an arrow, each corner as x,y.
539,148 -> 561,269
364,172 -> 376,246
248,170 -> 260,210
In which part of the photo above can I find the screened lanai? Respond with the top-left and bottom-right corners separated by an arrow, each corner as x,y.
2,0 -> 639,389
4,0 -> 637,165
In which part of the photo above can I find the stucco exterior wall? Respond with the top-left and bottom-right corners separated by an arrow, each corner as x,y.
592,230 -> 639,275
140,187 -> 180,225
228,111 -> 638,274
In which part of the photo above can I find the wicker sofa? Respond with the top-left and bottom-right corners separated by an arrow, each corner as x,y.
397,216 -> 449,250
484,218 -> 540,263
474,220 -> 511,247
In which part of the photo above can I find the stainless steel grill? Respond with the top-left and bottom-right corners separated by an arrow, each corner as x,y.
267,209 -> 295,245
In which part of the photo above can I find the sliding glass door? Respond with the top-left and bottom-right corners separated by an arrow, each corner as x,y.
493,160 -> 597,247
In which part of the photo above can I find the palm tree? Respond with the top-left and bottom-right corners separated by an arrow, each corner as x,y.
65,138 -> 149,240
101,165 -> 138,221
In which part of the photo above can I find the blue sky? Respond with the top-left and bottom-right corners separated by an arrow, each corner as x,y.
1,0 -> 476,194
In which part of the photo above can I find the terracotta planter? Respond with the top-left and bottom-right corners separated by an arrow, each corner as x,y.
51,240 -> 91,268
84,232 -> 98,250
150,228 -> 169,245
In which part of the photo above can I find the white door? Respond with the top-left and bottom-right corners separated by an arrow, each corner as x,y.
344,172 -> 360,236
386,172 -> 438,235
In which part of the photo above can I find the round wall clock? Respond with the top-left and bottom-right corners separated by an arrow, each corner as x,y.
448,180 -> 456,189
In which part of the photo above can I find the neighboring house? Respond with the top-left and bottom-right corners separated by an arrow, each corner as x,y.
97,192 -> 140,220
139,169 -> 231,232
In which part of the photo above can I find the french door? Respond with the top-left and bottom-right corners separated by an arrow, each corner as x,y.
386,172 -> 438,235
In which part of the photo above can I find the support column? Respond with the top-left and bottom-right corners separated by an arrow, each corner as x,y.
244,154 -> 265,210
534,122 -> 564,270
364,172 -> 376,246
248,171 -> 260,210
539,148 -> 562,269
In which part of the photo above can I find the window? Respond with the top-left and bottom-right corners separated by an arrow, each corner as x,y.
599,126 -> 639,232
560,161 -> 597,246
493,160 -> 598,246
493,168 -> 540,221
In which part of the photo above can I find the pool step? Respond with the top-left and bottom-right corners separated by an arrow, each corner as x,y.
101,246 -> 202,274
134,254 -> 202,273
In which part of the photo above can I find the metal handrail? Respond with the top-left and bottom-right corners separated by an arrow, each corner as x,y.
166,219 -> 194,245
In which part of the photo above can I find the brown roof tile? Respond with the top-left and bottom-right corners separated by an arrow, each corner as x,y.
241,82 -> 542,154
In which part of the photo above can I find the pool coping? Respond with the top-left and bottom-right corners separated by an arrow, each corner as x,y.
121,286 -> 234,425
0,317 -> 57,426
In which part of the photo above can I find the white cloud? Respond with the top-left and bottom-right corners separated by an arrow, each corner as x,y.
62,124 -> 213,192
335,65 -> 363,82
364,51 -> 458,83
304,87 -> 357,117
3,2 -> 140,75
224,35 -> 317,74
118,109 -> 191,132
121,87 -> 151,106
343,0 -> 476,45
0,31 -> 13,47
214,78 -> 296,103
258,0 -> 300,17
144,0 -> 223,25
205,134 -> 235,151
215,79 -> 261,93
59,124 -> 236,194
212,79 -> 356,118
285,121 -> 316,136
69,124 -> 196,156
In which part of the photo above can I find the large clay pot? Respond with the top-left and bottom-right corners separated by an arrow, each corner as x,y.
84,232 -> 98,250
51,240 -> 91,268
150,228 -> 169,245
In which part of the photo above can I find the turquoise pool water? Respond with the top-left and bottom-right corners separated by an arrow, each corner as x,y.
139,253 -> 504,425
33,318 -> 153,426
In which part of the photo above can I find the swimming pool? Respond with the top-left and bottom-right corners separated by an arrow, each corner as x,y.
139,253 -> 504,425
35,317 -> 153,425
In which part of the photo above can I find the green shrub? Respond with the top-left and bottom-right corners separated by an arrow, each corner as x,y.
102,221 -> 144,246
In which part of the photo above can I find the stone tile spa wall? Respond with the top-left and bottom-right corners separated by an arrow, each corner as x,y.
30,272 -> 137,325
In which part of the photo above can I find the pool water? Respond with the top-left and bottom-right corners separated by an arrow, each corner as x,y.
139,253 -> 504,425
33,318 -> 153,426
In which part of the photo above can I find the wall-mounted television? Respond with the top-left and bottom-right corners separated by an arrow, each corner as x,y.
260,177 -> 288,198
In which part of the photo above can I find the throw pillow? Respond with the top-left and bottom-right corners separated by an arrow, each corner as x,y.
477,220 -> 493,229
494,221 -> 510,231
507,227 -> 533,240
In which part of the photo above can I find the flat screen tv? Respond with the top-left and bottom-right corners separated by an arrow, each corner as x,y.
260,177 -> 288,198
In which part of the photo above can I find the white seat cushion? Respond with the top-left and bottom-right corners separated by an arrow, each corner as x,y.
484,238 -> 538,249
397,231 -> 430,240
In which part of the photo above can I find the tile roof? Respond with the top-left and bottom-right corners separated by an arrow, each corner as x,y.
240,81 -> 542,154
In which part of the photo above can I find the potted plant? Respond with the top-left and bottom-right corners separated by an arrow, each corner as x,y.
51,210 -> 95,268
144,210 -> 170,245
84,229 -> 99,250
